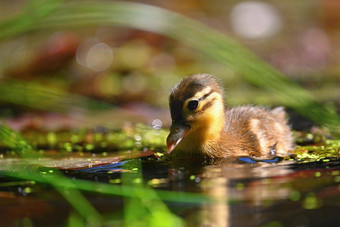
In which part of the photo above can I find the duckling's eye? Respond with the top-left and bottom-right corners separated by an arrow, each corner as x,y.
187,100 -> 199,111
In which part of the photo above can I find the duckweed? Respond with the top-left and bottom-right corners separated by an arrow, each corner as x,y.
85,144 -> 95,151
148,178 -> 167,186
261,221 -> 283,227
236,183 -> 244,191
47,132 -> 57,145
289,190 -> 301,202
109,179 -> 121,184
1,125 -> 339,164
293,134 -> 340,162
302,193 -> 320,210
71,134 -> 80,143
24,187 -> 32,194
133,178 -> 142,184
334,176 -> 340,183
331,170 -> 339,176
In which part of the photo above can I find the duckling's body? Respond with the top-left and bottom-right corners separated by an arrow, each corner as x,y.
167,74 -> 293,159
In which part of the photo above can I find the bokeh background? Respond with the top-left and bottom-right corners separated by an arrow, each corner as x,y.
1,0 -> 339,131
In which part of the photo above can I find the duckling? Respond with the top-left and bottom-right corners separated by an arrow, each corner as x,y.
166,74 -> 293,159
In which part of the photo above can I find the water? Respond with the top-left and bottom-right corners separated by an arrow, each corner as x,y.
0,134 -> 339,226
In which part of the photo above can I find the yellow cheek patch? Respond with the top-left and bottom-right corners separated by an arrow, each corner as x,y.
184,92 -> 223,121
189,94 -> 225,141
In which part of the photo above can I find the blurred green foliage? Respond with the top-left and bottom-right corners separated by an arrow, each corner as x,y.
0,79 -> 113,113
0,124 -> 218,225
0,1 -> 339,130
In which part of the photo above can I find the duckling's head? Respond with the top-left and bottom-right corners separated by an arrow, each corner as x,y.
167,74 -> 226,155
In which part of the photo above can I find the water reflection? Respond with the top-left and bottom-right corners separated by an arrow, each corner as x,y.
69,155 -> 339,226
1,149 -> 339,226
148,158 -> 340,226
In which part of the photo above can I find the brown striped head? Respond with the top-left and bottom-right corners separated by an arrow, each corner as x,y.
167,74 -> 226,154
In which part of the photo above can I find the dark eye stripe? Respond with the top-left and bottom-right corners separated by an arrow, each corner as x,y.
200,97 -> 217,112
198,90 -> 214,101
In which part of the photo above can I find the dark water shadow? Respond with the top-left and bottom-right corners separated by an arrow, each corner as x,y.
63,155 -> 340,226
0,151 -> 339,226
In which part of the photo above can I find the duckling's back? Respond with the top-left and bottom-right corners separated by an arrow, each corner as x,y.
217,106 -> 293,158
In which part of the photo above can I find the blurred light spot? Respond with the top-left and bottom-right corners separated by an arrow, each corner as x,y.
134,134 -> 142,141
148,178 -> 167,186
152,119 -> 162,129
76,39 -> 113,72
331,170 -> 340,176
24,187 -> 32,194
95,73 -> 122,96
334,176 -> 340,183
122,74 -> 146,94
271,28 -> 330,74
150,53 -> 175,70
117,41 -> 151,69
133,178 -> 142,184
195,177 -> 201,183
315,172 -> 321,177
230,1 -> 282,39
76,38 -> 96,66
86,43 -> 113,71
303,193 -> 320,209
301,28 -> 330,70
109,179 -> 121,184
289,190 -> 301,202
236,183 -> 244,190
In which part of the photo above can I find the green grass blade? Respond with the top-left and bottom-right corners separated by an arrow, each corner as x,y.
122,159 -> 184,226
0,125 -> 102,224
0,124 -> 34,154
0,0 -> 64,39
2,167 -> 223,204
0,79 -> 113,113
0,125 -> 222,226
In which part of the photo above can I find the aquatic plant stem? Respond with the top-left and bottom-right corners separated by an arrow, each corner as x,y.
0,125 -> 102,224
2,167 -> 222,205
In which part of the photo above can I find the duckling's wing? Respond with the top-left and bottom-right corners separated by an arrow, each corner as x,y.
270,107 -> 287,121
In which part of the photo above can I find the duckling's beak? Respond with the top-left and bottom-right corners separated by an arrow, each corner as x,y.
166,123 -> 190,154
